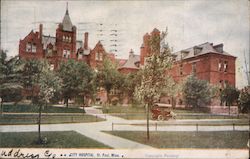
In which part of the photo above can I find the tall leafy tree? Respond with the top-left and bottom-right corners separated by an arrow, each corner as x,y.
182,74 -> 211,108
134,30 -> 173,140
36,63 -> 61,143
96,58 -> 121,105
22,59 -> 45,103
238,86 -> 250,113
58,59 -> 94,107
0,50 -> 23,114
220,85 -> 240,115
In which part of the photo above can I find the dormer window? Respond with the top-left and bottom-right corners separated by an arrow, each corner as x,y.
194,46 -> 202,55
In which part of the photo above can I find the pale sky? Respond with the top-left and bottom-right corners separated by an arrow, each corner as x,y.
1,0 -> 249,88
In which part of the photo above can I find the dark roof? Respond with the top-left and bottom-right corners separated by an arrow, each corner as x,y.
61,8 -> 73,31
119,50 -> 140,69
173,42 -> 236,61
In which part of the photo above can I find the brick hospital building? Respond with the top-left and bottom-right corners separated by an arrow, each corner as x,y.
19,7 -> 236,106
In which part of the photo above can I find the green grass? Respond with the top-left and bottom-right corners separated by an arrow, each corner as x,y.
0,131 -> 111,148
2,104 -> 84,113
104,131 -> 249,149
0,114 -> 105,125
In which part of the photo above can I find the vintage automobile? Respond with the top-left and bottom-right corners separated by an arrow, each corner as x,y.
151,103 -> 176,121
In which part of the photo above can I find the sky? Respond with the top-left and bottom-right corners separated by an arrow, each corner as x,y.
1,0 -> 249,88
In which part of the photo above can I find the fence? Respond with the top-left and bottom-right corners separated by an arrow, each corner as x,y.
0,113 -> 107,125
111,122 -> 249,132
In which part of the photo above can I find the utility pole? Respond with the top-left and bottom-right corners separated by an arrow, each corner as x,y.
243,50 -> 250,86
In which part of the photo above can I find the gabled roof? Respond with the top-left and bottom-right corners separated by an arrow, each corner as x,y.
173,42 -> 235,61
62,8 -> 73,32
119,50 -> 140,69
42,35 -> 56,50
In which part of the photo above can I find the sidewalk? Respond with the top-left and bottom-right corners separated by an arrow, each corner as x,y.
0,106 -> 249,149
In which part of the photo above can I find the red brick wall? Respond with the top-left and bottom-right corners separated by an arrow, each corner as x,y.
55,25 -> 76,60
118,68 -> 138,74
19,31 -> 44,60
169,53 -> 236,87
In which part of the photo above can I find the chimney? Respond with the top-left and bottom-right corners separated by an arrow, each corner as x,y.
84,32 -> 88,49
129,49 -> 134,58
39,24 -> 43,40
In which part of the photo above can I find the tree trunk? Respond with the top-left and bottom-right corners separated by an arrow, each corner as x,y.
38,104 -> 42,143
0,100 -> 3,116
66,98 -> 69,108
146,103 -> 150,140
229,105 -> 231,116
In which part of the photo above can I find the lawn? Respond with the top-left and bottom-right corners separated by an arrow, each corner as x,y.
105,131 -> 249,149
2,104 -> 84,113
0,131 -> 111,148
102,106 -> 246,120
0,114 -> 105,125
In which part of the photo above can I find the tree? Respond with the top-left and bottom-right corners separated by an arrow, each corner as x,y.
161,77 -> 181,108
134,30 -> 173,140
96,58 -> 121,105
22,59 -> 45,103
220,85 -> 240,115
238,86 -> 250,113
36,63 -> 61,143
122,72 -> 142,105
0,50 -> 23,114
182,74 -> 211,108
58,60 -> 94,107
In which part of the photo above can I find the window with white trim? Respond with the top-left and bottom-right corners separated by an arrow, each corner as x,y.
26,43 -> 32,52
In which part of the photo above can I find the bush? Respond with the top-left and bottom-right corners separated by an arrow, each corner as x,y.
111,97 -> 119,106
239,86 -> 250,113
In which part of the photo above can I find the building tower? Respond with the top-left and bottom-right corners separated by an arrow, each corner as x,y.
55,3 -> 76,63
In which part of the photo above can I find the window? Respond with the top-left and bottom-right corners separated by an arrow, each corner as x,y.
192,62 -> 196,73
50,64 -> 54,71
47,48 -> 53,56
31,44 -> 36,52
179,64 -> 183,75
26,43 -> 36,53
99,53 -> 103,61
63,50 -> 67,58
96,52 -> 102,61
63,36 -> 66,42
69,37 -> 71,43
67,50 -> 71,58
224,61 -> 228,72
26,43 -> 32,52
218,60 -> 222,71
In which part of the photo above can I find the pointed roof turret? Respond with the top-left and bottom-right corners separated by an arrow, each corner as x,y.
62,2 -> 73,32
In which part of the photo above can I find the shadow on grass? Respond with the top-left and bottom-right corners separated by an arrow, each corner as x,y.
0,131 -> 111,148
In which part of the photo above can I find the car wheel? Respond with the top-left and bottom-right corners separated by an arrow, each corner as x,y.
151,114 -> 156,120
158,115 -> 164,121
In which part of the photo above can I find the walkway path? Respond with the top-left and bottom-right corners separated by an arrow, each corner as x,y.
0,106 -> 249,149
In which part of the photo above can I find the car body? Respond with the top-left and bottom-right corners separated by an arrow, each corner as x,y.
151,103 -> 176,121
